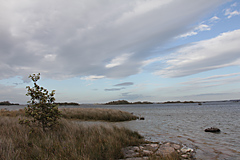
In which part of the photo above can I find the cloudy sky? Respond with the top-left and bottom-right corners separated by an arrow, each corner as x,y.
0,0 -> 240,104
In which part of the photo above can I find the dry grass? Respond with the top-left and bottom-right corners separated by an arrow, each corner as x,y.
0,116 -> 144,160
0,108 -> 138,122
60,108 -> 138,121
0,108 -> 25,117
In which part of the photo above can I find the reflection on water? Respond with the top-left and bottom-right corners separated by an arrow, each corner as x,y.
2,102 -> 240,159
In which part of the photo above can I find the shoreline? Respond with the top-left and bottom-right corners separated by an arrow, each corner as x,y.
121,141 -> 195,160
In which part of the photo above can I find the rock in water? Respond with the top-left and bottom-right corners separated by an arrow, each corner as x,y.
139,117 -> 145,120
204,127 -> 221,133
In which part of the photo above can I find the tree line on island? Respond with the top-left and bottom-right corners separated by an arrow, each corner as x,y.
0,101 -> 19,105
104,100 -> 203,105
105,100 -> 153,105
1,100 -> 204,106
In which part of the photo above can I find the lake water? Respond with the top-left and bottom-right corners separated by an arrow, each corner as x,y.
1,101 -> 240,159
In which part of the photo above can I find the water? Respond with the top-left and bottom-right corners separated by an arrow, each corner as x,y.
1,101 -> 240,159
76,102 -> 240,160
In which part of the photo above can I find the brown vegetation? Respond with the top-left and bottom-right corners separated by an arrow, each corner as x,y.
0,116 -> 144,160
60,108 -> 138,121
0,108 -> 138,122
0,109 -> 185,160
0,108 -> 25,117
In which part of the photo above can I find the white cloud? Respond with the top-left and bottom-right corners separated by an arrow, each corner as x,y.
0,0 -> 227,80
155,29 -> 240,77
196,24 -> 211,31
178,24 -> 211,38
209,16 -> 220,22
225,8 -> 240,18
105,53 -> 132,68
81,75 -> 105,81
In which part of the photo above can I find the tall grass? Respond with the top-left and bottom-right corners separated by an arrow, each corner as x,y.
0,108 -> 138,122
0,108 -> 25,117
0,117 -> 144,160
60,108 -> 138,121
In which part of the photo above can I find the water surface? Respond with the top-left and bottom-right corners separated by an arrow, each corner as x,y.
76,102 -> 240,160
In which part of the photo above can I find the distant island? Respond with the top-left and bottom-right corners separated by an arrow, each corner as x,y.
105,100 -> 153,105
162,101 -> 202,104
104,100 -> 206,105
0,101 -> 19,105
54,102 -> 80,106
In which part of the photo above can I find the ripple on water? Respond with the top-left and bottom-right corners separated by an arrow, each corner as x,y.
77,102 -> 240,159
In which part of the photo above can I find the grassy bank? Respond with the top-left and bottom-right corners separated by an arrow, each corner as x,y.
0,117 -> 144,160
61,108 -> 138,121
0,108 -> 138,122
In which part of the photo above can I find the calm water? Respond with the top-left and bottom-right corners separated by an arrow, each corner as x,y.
2,101 -> 240,159
77,102 -> 240,160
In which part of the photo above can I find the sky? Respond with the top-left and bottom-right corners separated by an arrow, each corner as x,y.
0,0 -> 240,104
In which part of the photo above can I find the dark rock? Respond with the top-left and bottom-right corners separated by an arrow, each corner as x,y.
139,117 -> 145,120
204,127 -> 221,133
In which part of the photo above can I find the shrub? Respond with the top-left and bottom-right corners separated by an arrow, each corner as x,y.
19,73 -> 61,132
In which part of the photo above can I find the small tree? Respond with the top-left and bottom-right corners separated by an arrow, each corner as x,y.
19,73 -> 61,131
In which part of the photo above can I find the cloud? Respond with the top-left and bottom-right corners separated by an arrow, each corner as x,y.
0,84 -> 27,103
105,87 -> 125,91
155,29 -> 240,77
178,24 -> 211,38
80,75 -> 105,81
224,2 -> 240,19
180,73 -> 240,88
105,53 -> 133,68
121,92 -> 148,101
0,0 -> 227,80
105,82 -> 134,91
114,82 -> 134,86
225,8 -> 240,18
209,16 -> 220,22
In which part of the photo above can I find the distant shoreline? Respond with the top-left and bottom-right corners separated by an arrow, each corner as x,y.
0,101 -> 19,105
1,99 -> 239,106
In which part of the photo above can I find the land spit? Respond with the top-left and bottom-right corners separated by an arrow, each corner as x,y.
121,142 -> 195,160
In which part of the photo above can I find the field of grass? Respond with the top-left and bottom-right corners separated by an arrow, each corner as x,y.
0,108 -> 138,122
0,108 -> 182,160
60,108 -> 138,121
0,116 -> 144,160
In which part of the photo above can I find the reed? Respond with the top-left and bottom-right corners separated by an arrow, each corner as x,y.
0,117 -> 144,160
60,108 -> 138,121
0,108 -> 25,117
0,108 -> 138,122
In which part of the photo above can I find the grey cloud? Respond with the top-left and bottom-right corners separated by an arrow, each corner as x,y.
114,82 -> 134,86
121,92 -> 151,101
105,87 -> 125,91
177,92 -> 240,101
0,84 -> 27,104
0,0 -> 226,80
